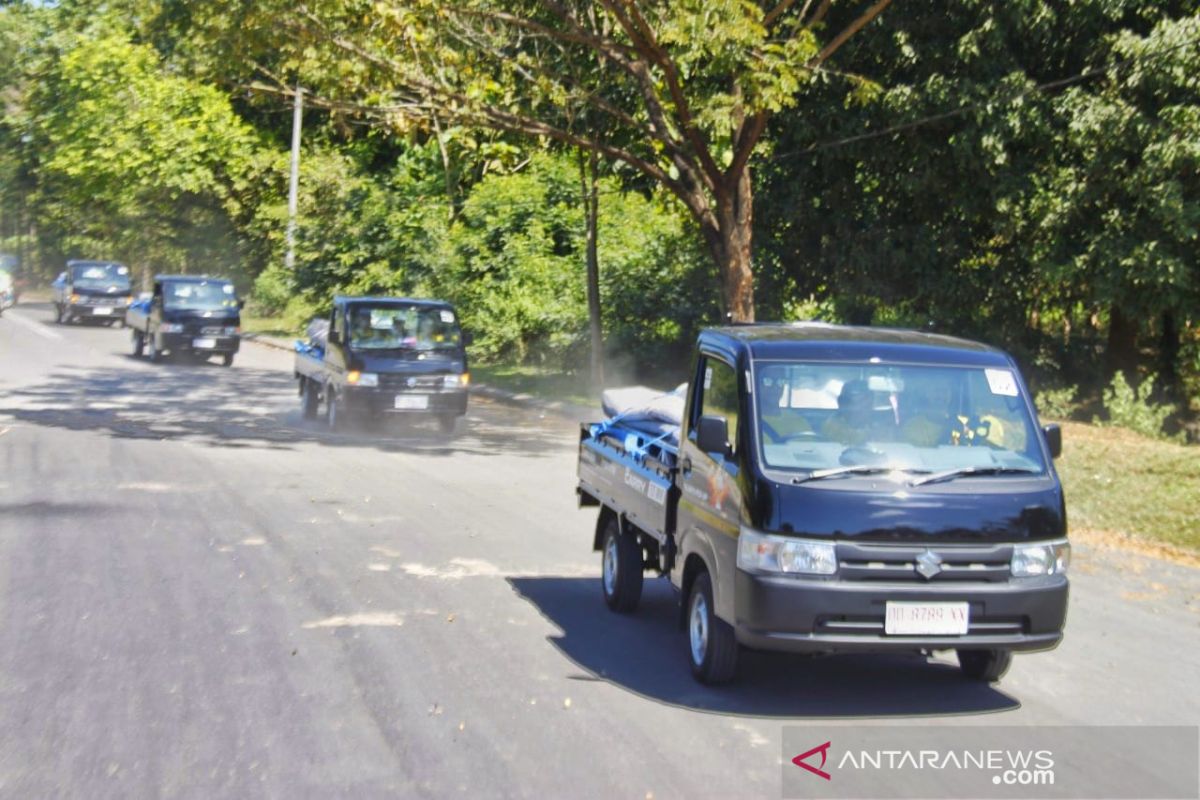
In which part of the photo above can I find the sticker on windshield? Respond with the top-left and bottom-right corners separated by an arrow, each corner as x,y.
440,310 -> 455,323
985,369 -> 1019,397
704,367 -> 713,390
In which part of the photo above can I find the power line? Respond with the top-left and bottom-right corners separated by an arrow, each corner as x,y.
772,34 -> 1200,160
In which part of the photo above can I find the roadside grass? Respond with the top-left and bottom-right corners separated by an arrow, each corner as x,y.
241,313 -> 302,339
1055,420 -> 1199,556
471,364 -> 595,408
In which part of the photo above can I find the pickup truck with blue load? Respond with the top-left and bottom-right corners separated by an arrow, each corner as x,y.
127,275 -> 242,365
52,260 -> 133,325
294,296 -> 470,432
577,323 -> 1070,685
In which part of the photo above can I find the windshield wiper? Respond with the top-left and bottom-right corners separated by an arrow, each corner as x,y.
908,466 -> 1040,487
792,465 -> 925,485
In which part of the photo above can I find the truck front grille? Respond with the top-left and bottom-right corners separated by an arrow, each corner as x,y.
837,542 -> 1012,582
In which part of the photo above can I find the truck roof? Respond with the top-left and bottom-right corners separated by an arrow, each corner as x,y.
154,274 -> 234,283
333,295 -> 455,309
699,322 -> 1012,367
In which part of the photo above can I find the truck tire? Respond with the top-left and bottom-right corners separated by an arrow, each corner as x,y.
687,571 -> 738,684
326,388 -> 344,431
600,517 -> 643,613
131,330 -> 144,357
147,334 -> 161,363
302,379 -> 320,420
222,353 -> 234,367
437,414 -> 457,434
957,649 -> 1013,682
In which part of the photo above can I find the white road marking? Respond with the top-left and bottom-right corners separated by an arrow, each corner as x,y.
300,610 -> 438,629
4,309 -> 63,340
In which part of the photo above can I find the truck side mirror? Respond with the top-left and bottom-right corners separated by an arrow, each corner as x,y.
462,331 -> 474,346
237,299 -> 246,310
696,414 -> 731,458
1042,423 -> 1062,459
327,330 -> 341,346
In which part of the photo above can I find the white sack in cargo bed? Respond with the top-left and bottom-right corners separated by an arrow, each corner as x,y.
600,384 -> 687,427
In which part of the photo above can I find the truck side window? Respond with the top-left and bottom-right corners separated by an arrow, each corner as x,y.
329,308 -> 340,340
699,357 -> 740,456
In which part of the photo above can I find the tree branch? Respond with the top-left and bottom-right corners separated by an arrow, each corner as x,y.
808,0 -> 894,67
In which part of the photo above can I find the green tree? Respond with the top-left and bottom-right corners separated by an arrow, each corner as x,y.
26,28 -> 257,284
201,0 -> 896,321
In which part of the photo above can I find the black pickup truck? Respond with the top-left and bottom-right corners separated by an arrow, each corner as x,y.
577,323 -> 1069,685
126,275 -> 242,365
52,260 -> 133,325
294,295 -> 470,432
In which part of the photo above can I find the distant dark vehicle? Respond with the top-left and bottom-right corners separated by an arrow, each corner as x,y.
52,260 -> 133,325
126,275 -> 242,366
294,296 -> 470,432
577,323 -> 1070,685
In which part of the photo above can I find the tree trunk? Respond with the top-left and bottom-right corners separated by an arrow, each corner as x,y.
579,149 -> 603,390
1106,304 -> 1139,382
1158,311 -> 1179,396
703,168 -> 756,323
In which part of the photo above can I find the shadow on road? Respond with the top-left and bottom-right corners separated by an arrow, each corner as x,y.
0,358 -> 574,459
509,576 -> 1020,718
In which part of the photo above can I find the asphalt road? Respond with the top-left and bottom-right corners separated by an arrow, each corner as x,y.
0,302 -> 1197,799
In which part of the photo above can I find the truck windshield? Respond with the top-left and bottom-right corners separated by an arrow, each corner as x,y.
162,280 -> 238,311
347,304 -> 462,351
71,263 -> 131,290
753,361 -> 1048,476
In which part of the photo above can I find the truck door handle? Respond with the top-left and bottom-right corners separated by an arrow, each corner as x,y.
680,456 -> 692,472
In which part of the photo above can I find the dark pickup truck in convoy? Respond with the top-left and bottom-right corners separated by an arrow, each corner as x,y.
294,296 -> 470,432
577,323 -> 1069,684
52,260 -> 133,325
126,275 -> 242,366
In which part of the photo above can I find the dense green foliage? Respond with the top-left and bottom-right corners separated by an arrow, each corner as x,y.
0,0 -> 1196,429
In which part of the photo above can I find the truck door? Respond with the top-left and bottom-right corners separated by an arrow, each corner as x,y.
675,353 -> 746,623
326,305 -> 348,379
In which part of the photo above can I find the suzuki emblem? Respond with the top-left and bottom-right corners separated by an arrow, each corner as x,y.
915,549 -> 943,579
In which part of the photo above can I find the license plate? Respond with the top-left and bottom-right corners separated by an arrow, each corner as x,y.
394,394 -> 428,410
92,307 -> 112,316
192,337 -> 216,349
885,602 -> 970,635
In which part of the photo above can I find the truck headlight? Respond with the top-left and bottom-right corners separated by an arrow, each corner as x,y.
161,323 -> 184,333
223,326 -> 239,336
443,373 -> 468,389
1011,540 -> 1070,577
70,293 -> 81,304
347,371 -> 378,387
737,527 -> 837,575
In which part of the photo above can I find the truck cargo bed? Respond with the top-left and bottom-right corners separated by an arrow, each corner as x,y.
577,419 -> 678,544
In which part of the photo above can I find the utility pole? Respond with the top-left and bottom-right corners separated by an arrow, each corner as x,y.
285,84 -> 303,271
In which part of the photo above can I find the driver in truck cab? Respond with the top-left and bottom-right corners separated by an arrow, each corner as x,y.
820,379 -> 896,444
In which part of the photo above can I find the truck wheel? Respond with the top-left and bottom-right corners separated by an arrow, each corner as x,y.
131,330 -> 144,357
302,379 -> 320,420
326,389 -> 344,431
957,649 -> 1013,682
222,353 -> 234,367
600,517 -> 643,613
147,335 -> 161,363
437,414 -> 457,434
687,571 -> 738,684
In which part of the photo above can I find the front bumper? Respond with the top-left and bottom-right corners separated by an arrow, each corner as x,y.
69,303 -> 128,319
161,332 -> 240,355
342,387 -> 469,417
733,569 -> 1068,654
